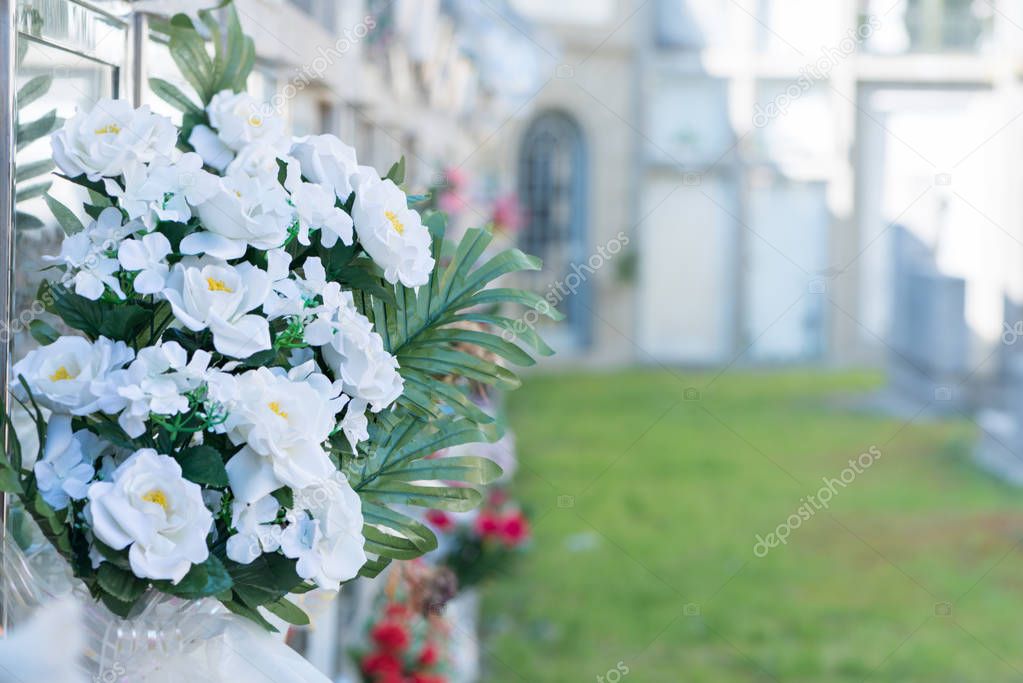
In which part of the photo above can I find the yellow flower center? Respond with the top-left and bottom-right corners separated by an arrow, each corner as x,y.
49,365 -> 74,381
247,114 -> 263,127
268,401 -> 288,419
142,489 -> 169,512
385,210 -> 405,235
206,277 -> 234,293
94,123 -> 121,135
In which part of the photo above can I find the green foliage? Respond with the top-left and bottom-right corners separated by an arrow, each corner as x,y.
97,563 -> 148,604
332,214 -> 557,575
44,283 -> 173,348
155,554 -> 233,599
42,193 -> 83,235
357,214 -> 561,423
149,77 -> 202,116
385,156 -> 407,185
176,446 -> 230,487
150,3 -> 255,108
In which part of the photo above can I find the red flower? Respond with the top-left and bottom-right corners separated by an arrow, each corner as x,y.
377,672 -> 406,683
411,674 -> 447,683
487,489 -> 509,507
371,621 -> 410,652
384,603 -> 410,619
500,511 -> 529,546
425,509 -> 455,533
418,642 -> 439,667
474,512 -> 502,538
491,194 -> 522,234
362,651 -> 403,677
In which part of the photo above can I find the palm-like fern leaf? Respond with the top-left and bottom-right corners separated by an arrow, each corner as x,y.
358,213 -> 562,424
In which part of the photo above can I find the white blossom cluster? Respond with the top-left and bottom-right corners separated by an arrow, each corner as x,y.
12,92 -> 438,590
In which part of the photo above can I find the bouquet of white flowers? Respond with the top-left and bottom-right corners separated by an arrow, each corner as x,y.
1,2 -> 557,631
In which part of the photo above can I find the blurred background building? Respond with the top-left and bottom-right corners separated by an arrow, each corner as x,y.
500,0 -> 1023,376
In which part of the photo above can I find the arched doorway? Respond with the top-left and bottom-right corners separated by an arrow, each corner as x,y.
517,111 -> 591,348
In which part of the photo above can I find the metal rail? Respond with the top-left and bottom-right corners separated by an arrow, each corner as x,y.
0,0 -> 18,636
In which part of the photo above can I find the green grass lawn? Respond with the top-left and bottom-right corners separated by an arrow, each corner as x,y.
479,369 -> 1023,682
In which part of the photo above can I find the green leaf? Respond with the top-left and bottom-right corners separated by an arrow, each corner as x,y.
91,539 -> 132,570
16,110 -> 58,150
226,552 -> 303,595
363,524 -> 426,560
87,189 -> 112,207
97,562 -> 147,603
372,455 -> 503,486
100,591 -> 135,618
357,555 -> 392,579
43,194 -> 84,235
15,181 -> 51,203
167,26 -> 216,104
223,598 -> 277,632
271,486 -> 293,509
157,554 -> 232,599
0,467 -> 22,494
384,156 -> 406,185
177,445 -> 229,487
359,480 -> 482,512
263,597 -> 310,626
28,319 -> 59,346
15,158 -> 53,183
354,220 -> 553,422
363,503 -> 438,557
149,77 -> 202,115
0,385 -> 27,476
47,284 -> 161,342
459,287 -> 564,321
17,74 -> 52,108
219,4 -> 256,92
15,211 -> 45,230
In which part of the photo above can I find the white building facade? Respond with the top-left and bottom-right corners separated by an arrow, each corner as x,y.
506,0 -> 1023,370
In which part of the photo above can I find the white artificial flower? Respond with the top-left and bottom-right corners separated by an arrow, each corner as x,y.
213,362 -> 346,504
117,232 -> 172,295
34,416 -> 111,510
184,170 -> 294,259
290,134 -> 359,201
87,449 -> 212,582
225,494 -> 282,564
207,90 -> 287,152
339,398 -> 369,450
11,336 -> 134,415
313,291 -> 404,412
351,167 -> 434,287
226,143 -> 298,180
104,342 -> 211,438
51,98 -> 176,181
262,249 -> 305,320
43,207 -> 135,300
289,180 -> 354,248
106,153 -> 219,229
188,124 -> 234,172
280,472 -> 366,590
162,259 -> 272,359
